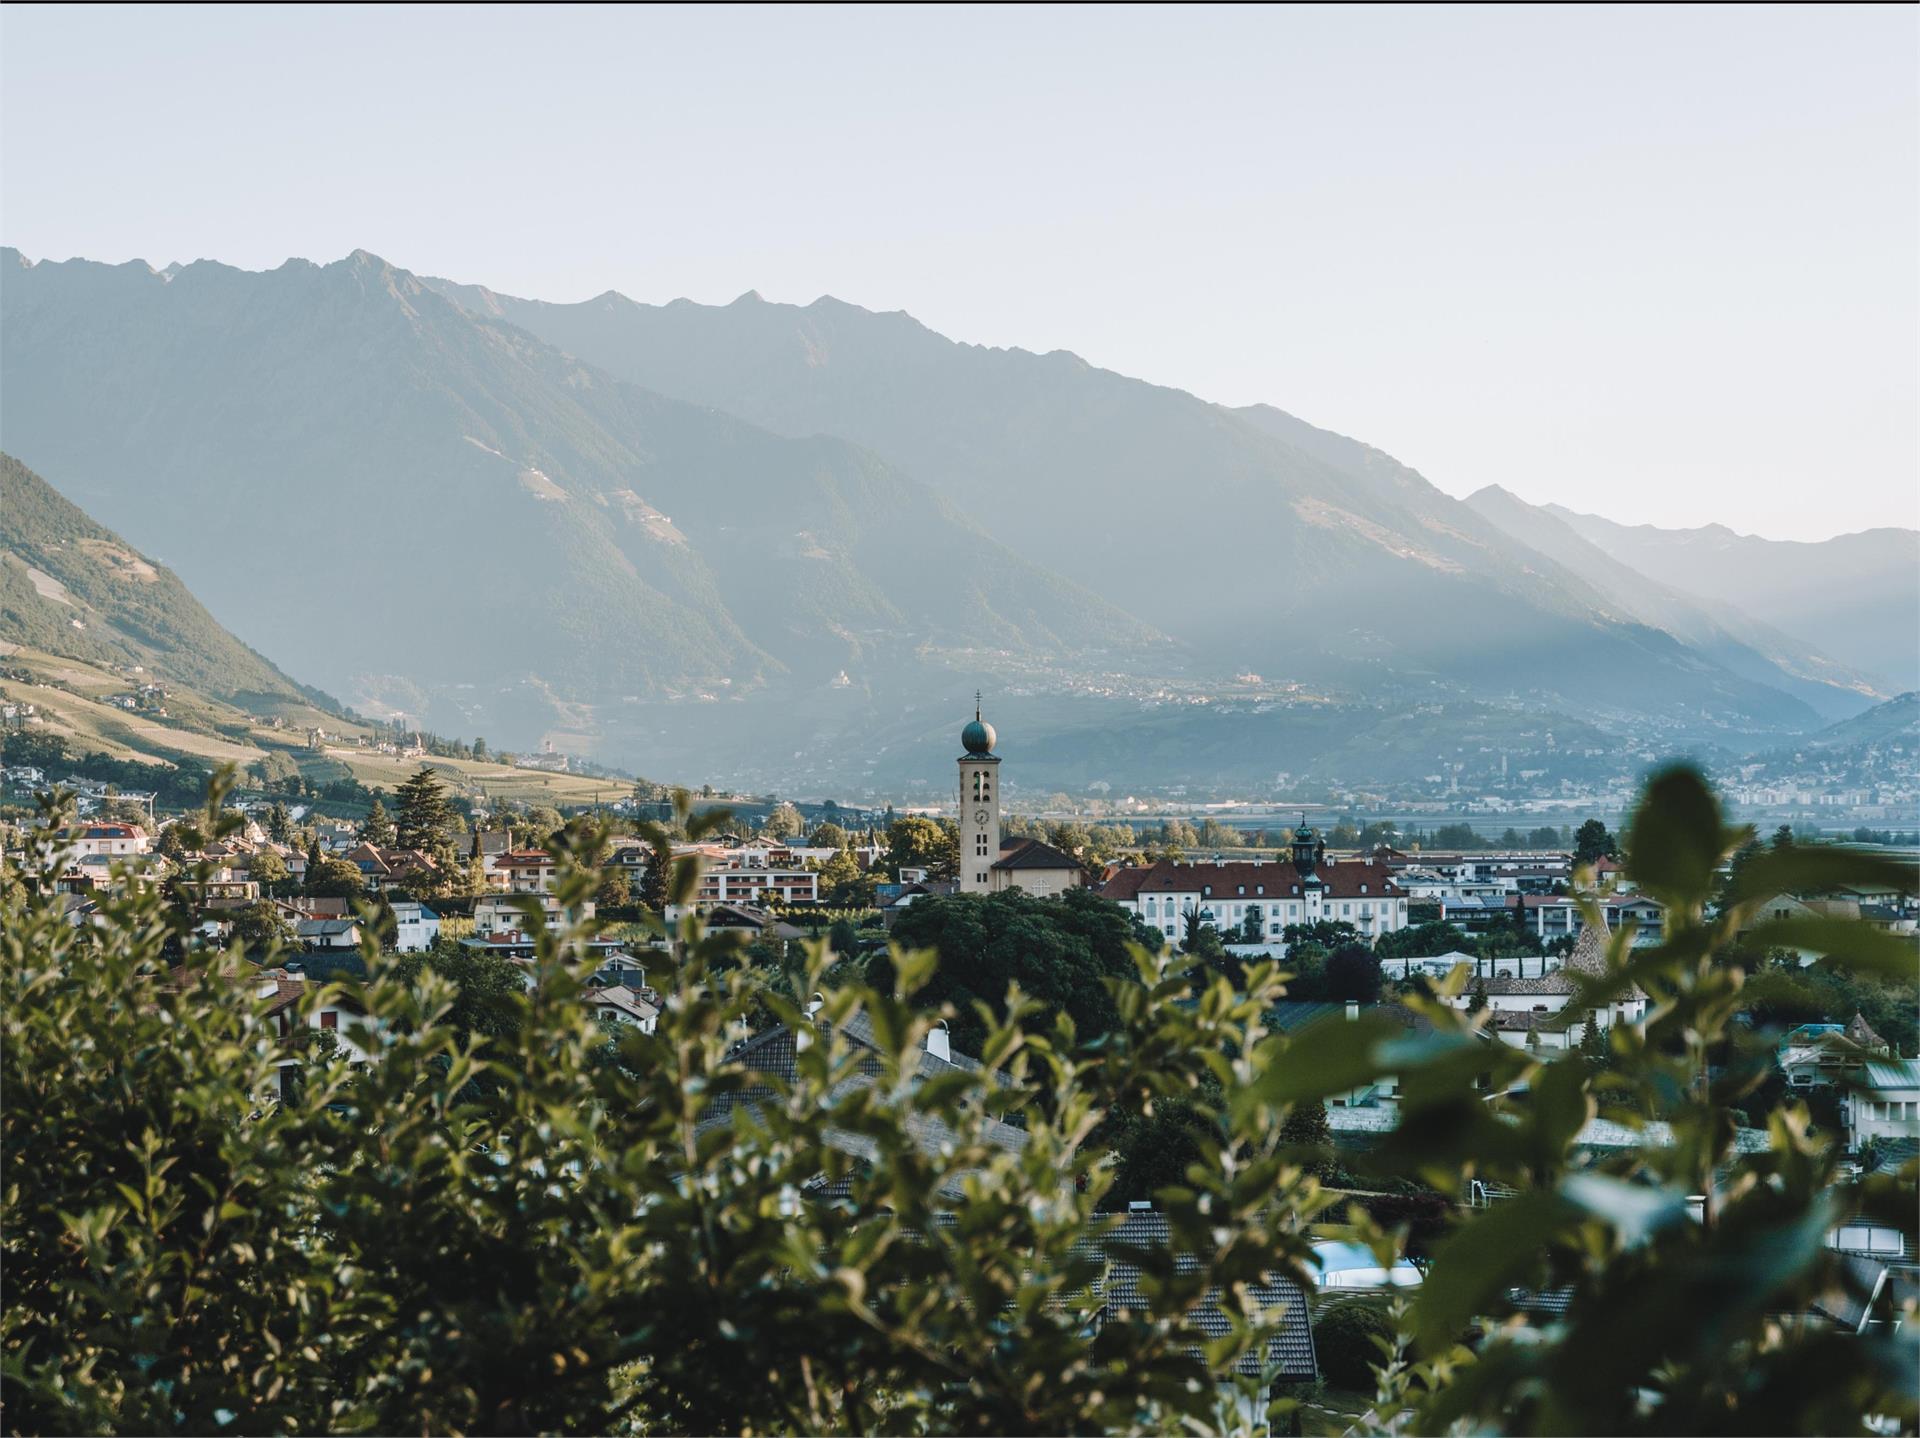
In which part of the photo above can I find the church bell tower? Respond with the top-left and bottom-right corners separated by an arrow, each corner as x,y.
957,694 -> 1001,894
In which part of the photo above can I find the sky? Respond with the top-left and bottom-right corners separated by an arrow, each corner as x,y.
3,4 -> 1915,541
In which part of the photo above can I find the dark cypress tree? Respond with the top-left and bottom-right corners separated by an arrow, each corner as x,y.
393,766 -> 450,852
637,835 -> 671,916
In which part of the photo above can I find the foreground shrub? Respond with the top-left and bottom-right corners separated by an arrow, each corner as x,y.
1316,1301 -> 1396,1390
2,767 -> 1914,1434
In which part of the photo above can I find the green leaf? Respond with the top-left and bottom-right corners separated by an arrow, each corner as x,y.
1743,917 -> 1919,980
1724,845 -> 1919,911
1411,1190 -> 1576,1353
1235,1014 -> 1408,1115
1625,764 -> 1733,907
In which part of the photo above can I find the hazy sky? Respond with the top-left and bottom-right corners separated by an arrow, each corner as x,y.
4,4 -> 1914,540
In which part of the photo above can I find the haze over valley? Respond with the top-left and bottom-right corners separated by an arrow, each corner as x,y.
3,241 -> 1914,807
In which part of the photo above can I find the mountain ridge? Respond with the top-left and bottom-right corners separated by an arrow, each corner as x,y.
1463,483 -> 1882,721
0,247 -> 1158,757
420,271 -> 1826,736
1543,503 -> 1919,693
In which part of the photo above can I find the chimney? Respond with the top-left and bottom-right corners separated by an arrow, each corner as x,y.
926,1020 -> 951,1063
805,992 -> 825,1021
1345,999 -> 1360,1022
256,977 -> 282,1000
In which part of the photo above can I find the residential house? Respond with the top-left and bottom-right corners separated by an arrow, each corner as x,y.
457,934 -> 632,973
388,900 -> 440,952
68,821 -> 149,858
265,973 -> 378,1101
296,917 -> 364,951
165,967 -> 382,1103
694,858 -> 819,907
1444,922 -> 1648,1050
342,843 -> 439,892
1845,1059 -> 1920,1153
474,892 -> 589,937
1778,1014 -> 1890,1091
498,848 -> 559,894
877,878 -> 958,924
1512,894 -> 1663,949
584,983 -> 660,1034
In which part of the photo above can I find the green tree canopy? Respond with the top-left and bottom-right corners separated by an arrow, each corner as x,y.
228,899 -> 293,957
762,802 -> 805,841
247,848 -> 289,891
883,887 -> 1147,1054
304,854 -> 364,899
808,821 -> 850,850
886,816 -> 957,878
1323,944 -> 1383,1002
1574,817 -> 1620,865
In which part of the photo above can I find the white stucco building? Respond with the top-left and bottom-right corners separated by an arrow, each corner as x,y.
1847,1060 -> 1920,1152
1099,825 -> 1408,947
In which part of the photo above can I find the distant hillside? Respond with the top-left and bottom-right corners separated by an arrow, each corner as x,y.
1463,483 -> 1882,722
422,276 -> 1822,736
829,690 -> 1628,794
1545,506 -> 1920,693
1800,691 -> 1917,752
0,249 -> 1155,756
0,452 -> 326,712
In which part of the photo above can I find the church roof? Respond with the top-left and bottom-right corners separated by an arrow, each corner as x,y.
1846,1012 -> 1888,1052
1564,920 -> 1612,978
991,837 -> 1084,872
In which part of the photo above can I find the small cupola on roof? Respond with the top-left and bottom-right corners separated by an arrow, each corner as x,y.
1291,819 -> 1323,882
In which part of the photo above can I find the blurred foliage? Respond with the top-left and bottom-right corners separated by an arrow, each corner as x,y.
1,765 -> 1915,1435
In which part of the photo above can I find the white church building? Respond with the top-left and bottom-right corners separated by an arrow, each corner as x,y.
955,700 -> 1089,898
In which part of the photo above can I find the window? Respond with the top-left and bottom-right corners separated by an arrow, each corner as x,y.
320,1011 -> 338,1031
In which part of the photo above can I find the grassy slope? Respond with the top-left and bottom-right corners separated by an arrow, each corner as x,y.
0,451 -> 325,711
1,644 -> 625,805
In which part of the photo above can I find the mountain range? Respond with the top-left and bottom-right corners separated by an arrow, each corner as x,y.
419,277 -> 1860,735
0,248 -> 1153,766
1462,484 -> 1884,722
2,245 -> 1911,791
1541,507 -> 1918,694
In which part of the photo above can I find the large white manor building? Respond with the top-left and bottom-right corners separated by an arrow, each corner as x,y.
1099,825 -> 1409,949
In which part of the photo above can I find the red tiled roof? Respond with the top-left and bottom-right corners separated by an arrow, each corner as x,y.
1097,858 -> 1401,902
